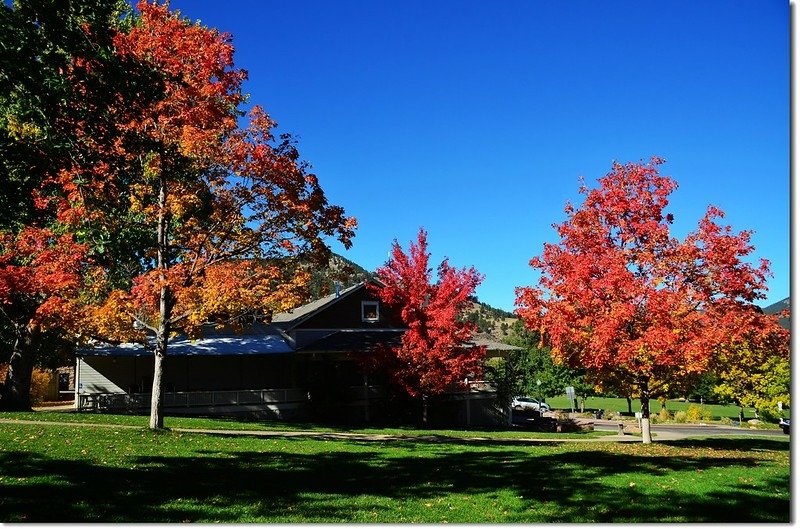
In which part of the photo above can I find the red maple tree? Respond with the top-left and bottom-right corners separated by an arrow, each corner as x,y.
515,158 -> 782,443
365,229 -> 486,423
0,228 -> 88,408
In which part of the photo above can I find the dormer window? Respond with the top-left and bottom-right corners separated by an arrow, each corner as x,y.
361,301 -> 379,322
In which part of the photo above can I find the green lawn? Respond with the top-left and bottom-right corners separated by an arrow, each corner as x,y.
0,415 -> 789,522
545,396 -> 769,421
1,411 -> 612,439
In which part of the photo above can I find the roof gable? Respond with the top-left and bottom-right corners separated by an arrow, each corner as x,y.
271,278 -> 388,330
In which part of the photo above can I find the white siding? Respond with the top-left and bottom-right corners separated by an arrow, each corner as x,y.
76,357 -> 127,395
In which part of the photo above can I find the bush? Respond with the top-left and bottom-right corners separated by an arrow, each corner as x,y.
674,410 -> 687,423
0,365 -> 57,405
30,369 -> 56,405
686,404 -> 706,423
757,407 -> 781,423
658,407 -> 672,422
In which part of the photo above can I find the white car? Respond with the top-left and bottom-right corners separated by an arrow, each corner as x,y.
512,396 -> 550,412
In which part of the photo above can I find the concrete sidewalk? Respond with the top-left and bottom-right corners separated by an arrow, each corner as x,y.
0,417 -> 672,443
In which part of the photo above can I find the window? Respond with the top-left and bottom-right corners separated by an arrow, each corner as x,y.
361,301 -> 379,322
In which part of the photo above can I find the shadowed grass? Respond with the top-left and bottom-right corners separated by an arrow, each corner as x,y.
0,422 -> 788,523
0,411 -> 612,439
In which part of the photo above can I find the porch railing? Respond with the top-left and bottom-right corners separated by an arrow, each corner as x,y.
77,387 -> 310,412
76,385 -> 388,412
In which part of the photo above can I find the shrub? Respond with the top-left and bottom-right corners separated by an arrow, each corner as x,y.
674,410 -> 687,423
30,368 -> 56,405
658,407 -> 672,422
686,404 -> 705,423
0,365 -> 57,405
757,407 -> 781,423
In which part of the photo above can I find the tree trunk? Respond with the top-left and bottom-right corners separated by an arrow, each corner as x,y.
149,173 -> 172,430
422,394 -> 428,426
149,350 -> 165,429
639,376 -> 652,444
0,322 -> 40,411
626,396 -> 632,415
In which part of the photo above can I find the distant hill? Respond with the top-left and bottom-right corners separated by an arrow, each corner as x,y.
763,296 -> 790,330
763,297 -> 789,315
308,253 -> 376,299
461,299 -> 518,340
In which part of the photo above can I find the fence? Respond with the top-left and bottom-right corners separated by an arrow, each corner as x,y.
77,387 -> 310,412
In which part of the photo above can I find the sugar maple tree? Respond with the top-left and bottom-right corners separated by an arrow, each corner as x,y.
67,2 -> 356,429
364,229 -> 485,423
516,158 -> 783,443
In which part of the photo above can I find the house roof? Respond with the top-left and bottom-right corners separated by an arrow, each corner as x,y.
80,332 -> 293,357
78,281 -> 520,358
297,329 -> 405,353
271,280 -> 379,329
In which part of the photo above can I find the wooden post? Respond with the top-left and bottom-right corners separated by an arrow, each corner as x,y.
363,374 -> 369,422
465,380 -> 471,427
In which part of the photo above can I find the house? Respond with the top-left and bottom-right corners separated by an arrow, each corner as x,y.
75,279 -> 519,425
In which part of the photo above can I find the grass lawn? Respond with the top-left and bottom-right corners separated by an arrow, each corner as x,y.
0,411 -> 613,439
0,415 -> 789,523
545,396 -> 771,422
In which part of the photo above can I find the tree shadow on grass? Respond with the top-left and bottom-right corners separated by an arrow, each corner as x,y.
0,437 -> 789,523
660,437 -> 789,451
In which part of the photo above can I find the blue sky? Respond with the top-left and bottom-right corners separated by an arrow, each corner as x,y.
171,1 -> 789,312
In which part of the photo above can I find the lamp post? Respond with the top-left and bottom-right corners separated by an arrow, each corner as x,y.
536,379 -> 542,406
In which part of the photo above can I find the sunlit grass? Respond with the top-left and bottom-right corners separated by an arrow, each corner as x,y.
0,420 -> 788,523
546,396 -> 767,421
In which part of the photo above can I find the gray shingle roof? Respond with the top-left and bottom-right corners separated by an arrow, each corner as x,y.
81,333 -> 293,357
271,280 -> 377,328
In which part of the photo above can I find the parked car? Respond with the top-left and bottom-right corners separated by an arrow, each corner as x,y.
512,396 -> 550,412
779,418 -> 789,434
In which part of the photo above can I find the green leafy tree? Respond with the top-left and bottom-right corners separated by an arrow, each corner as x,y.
0,0 -> 133,410
488,320 -> 593,409
711,315 -> 789,421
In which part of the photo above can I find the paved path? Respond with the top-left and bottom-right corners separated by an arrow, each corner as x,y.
5,416 -> 783,444
1,418 -> 650,443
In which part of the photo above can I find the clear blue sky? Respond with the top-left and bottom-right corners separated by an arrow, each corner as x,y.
171,1 -> 789,312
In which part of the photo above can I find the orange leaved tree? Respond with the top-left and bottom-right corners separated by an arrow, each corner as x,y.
69,2 -> 355,429
516,158 -> 780,443
364,229 -> 486,424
